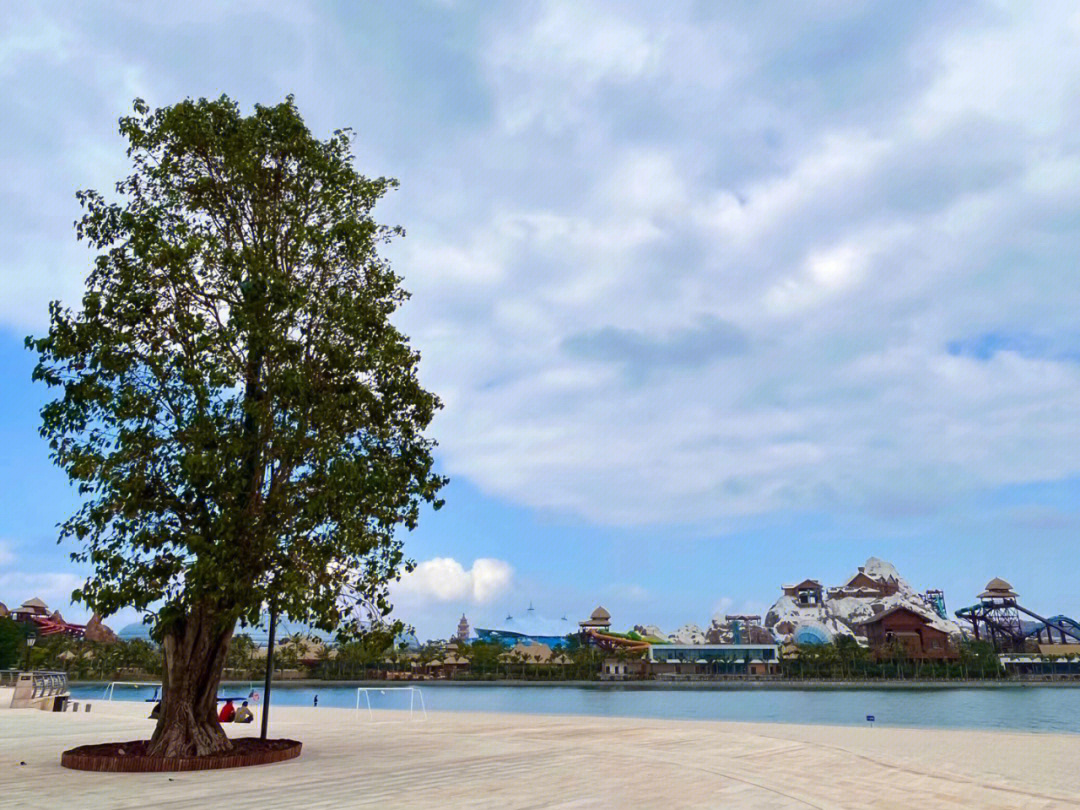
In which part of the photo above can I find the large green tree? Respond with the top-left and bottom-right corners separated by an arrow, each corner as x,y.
30,96 -> 445,756
0,617 -> 25,670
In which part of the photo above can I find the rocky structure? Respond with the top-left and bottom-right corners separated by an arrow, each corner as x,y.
705,615 -> 774,645
631,624 -> 667,641
668,623 -> 707,644
765,557 -> 960,643
83,613 -> 119,644
630,623 -> 708,645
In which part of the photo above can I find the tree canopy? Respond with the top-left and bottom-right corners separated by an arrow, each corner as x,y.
29,95 -> 445,755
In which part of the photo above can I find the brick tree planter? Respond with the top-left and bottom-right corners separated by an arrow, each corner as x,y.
61,738 -> 302,772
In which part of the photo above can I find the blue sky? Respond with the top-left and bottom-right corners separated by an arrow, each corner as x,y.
3,2 -> 1080,640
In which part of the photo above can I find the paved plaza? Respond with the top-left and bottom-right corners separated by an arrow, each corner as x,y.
2,697 -> 1079,809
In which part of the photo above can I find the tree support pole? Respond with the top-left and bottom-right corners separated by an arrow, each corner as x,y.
260,608 -> 277,740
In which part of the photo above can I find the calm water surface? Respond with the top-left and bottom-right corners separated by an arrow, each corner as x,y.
70,682 -> 1080,734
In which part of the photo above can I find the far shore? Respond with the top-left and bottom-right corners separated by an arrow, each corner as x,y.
68,676 -> 1080,690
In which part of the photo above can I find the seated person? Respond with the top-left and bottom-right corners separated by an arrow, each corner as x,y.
149,702 -> 161,720
234,700 -> 254,724
218,699 -> 236,723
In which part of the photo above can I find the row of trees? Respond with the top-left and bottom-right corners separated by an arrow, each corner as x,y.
13,630 -> 608,683
9,631 -> 315,682
1,623 -> 163,680
781,637 -> 1007,680
317,638 -> 607,681
15,627 -> 1077,684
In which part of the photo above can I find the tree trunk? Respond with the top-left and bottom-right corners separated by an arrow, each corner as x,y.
148,607 -> 235,757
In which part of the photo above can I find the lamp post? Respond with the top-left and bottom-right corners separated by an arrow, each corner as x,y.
24,632 -> 37,673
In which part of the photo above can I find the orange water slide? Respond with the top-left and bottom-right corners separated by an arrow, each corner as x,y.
584,629 -> 651,653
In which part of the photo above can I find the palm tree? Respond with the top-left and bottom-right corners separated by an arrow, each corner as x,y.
227,634 -> 257,677
834,636 -> 861,680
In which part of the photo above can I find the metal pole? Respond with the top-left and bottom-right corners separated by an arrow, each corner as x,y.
260,608 -> 277,740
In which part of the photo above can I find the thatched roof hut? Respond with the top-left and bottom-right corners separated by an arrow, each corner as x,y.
979,577 -> 1018,600
579,606 -> 612,629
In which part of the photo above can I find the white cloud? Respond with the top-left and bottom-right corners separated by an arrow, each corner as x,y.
7,3 -> 1080,530
0,571 -> 85,609
488,2 -> 663,133
406,3 -> 1080,525
393,557 -> 513,607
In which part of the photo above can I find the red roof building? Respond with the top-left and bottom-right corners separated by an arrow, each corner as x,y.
9,597 -> 85,637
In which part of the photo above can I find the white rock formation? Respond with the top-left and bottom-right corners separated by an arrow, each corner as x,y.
632,624 -> 667,641
764,557 -> 961,642
668,623 -> 707,645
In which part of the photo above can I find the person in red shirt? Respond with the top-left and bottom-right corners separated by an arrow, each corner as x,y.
218,699 -> 236,723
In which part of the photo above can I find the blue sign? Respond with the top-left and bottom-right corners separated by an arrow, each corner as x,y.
866,715 -> 875,723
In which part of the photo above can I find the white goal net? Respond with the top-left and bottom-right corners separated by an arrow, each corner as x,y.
355,686 -> 427,723
103,681 -> 161,701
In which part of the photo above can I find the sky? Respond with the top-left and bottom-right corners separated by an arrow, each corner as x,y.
2,1 -> 1080,642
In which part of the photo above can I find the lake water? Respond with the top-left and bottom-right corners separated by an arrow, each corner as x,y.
69,682 -> 1080,734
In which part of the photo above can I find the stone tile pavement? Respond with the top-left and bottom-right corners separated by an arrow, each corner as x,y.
2,701 -> 1078,809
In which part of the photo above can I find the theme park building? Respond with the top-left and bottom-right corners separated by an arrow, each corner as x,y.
764,557 -> 960,645
474,604 -> 575,647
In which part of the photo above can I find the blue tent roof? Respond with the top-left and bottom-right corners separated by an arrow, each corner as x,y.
474,605 -> 574,646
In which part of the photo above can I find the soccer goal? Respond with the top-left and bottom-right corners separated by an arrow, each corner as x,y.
355,686 -> 427,723
103,681 -> 162,701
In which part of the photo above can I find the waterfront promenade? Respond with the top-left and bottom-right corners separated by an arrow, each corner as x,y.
2,699 -> 1078,809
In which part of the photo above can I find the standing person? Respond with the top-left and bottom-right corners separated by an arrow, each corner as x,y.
218,699 -> 236,723
313,694 -> 318,707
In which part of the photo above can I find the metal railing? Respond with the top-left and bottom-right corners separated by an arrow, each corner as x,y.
30,671 -> 69,700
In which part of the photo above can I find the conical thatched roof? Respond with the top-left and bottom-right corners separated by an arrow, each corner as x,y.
579,605 -> 612,628
979,577 -> 1017,599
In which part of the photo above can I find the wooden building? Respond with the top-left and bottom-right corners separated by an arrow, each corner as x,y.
859,606 -> 957,660
781,579 -> 823,607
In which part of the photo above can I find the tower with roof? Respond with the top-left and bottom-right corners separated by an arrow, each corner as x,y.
455,613 -> 471,642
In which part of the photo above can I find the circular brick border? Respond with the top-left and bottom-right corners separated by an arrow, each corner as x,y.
61,739 -> 302,772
